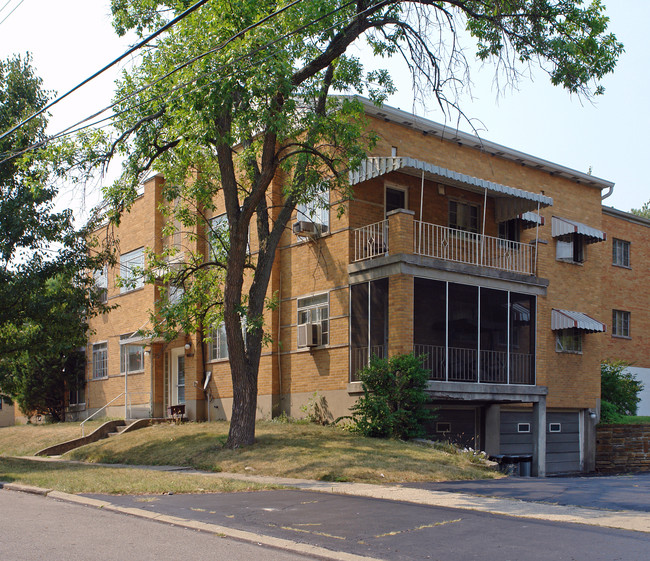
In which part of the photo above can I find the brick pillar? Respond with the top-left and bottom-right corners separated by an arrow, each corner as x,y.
388,274 -> 414,357
386,208 -> 415,255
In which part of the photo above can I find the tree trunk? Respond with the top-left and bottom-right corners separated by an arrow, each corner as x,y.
226,363 -> 258,447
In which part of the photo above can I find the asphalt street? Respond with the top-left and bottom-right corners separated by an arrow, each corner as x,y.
83,488 -> 650,561
405,472 -> 650,512
0,490 -> 310,561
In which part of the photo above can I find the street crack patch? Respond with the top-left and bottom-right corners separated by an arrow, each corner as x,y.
374,519 -> 462,538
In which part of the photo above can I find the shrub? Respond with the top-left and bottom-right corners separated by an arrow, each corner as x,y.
347,353 -> 434,439
601,360 -> 644,417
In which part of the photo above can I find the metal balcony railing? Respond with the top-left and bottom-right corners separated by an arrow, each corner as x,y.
414,221 -> 536,275
353,220 -> 388,261
413,344 -> 535,385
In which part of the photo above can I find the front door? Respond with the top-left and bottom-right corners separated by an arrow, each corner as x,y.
170,348 -> 186,406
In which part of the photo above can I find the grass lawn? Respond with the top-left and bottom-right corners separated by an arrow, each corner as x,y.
601,416 -> 650,425
0,457 -> 279,494
0,420 -> 112,456
65,421 -> 500,483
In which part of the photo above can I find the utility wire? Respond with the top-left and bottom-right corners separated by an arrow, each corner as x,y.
1,0 -> 383,165
0,0 -> 14,15
0,0 -> 211,142
0,0 -> 306,158
0,0 -> 25,26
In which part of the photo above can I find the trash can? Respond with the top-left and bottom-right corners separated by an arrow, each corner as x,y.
518,454 -> 533,477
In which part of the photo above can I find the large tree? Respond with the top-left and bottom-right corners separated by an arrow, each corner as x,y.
0,54 -> 109,418
97,0 -> 621,447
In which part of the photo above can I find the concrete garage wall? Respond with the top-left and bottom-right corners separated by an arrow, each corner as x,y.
596,425 -> 650,473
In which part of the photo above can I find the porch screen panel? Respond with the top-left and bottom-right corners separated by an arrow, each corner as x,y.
414,278 -> 446,380
350,282 -> 369,380
480,288 -> 508,383
448,283 -> 478,382
369,278 -> 388,361
351,280 -> 388,381
510,292 -> 536,384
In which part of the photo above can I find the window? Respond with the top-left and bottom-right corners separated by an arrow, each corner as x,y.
94,265 -> 108,303
612,310 -> 630,338
208,318 -> 246,361
517,423 -> 531,433
555,329 -> 582,353
120,248 -> 145,293
168,284 -> 184,305
548,423 -> 562,433
556,234 -> 585,263
208,214 -> 229,259
209,322 -> 228,361
436,422 -> 451,433
297,189 -> 330,233
449,200 -> 479,233
120,335 -> 144,374
612,238 -> 630,267
92,342 -> 108,379
297,293 -> 329,346
385,186 -> 407,216
498,219 -> 520,243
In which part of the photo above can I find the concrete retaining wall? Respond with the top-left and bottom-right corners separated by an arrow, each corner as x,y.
596,424 -> 650,473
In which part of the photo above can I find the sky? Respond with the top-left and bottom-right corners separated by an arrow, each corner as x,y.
1,0 -> 648,217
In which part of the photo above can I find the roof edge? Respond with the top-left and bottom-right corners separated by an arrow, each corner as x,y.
602,205 -> 650,227
357,97 -> 615,191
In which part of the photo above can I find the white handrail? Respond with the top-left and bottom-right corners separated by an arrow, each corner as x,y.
80,392 -> 124,436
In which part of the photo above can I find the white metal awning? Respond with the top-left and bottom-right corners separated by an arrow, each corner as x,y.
519,211 -> 545,229
349,157 -> 554,221
551,309 -> 606,333
551,216 -> 606,244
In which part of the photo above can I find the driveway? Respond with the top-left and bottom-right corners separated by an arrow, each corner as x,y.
405,472 -> 650,512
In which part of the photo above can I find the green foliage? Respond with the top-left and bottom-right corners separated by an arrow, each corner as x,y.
630,200 -> 650,219
348,354 -> 434,439
601,360 -> 644,418
83,1 -> 621,447
300,391 -> 333,425
0,54 -> 111,419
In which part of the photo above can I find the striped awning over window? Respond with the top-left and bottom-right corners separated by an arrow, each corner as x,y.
551,309 -> 606,333
519,211 -> 544,229
551,216 -> 606,244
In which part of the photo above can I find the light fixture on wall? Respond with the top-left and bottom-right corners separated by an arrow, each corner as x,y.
438,184 -> 446,196
184,336 -> 193,356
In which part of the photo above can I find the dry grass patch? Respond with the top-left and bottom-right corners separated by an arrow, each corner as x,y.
0,457 -> 279,494
69,421 -> 501,483
0,420 -> 112,456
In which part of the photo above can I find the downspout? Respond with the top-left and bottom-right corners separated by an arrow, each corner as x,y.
601,185 -> 614,200
480,187 -> 488,266
534,200 -> 540,275
277,269 -> 283,413
419,170 -> 424,253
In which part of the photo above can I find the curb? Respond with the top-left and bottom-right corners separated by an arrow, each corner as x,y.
2,483 -> 383,561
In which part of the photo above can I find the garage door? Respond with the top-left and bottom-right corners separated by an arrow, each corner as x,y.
500,411 -> 581,474
546,412 -> 580,474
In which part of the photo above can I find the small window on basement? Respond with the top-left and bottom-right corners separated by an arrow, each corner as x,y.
436,422 -> 451,433
555,329 -> 582,354
549,423 -> 562,433
517,423 -> 531,433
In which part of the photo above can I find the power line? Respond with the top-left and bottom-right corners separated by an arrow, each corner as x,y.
0,0 -> 211,142
0,0 -> 381,165
0,0 -> 25,26
0,0 -> 14,15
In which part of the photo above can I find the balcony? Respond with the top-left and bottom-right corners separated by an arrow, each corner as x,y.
353,217 -> 537,276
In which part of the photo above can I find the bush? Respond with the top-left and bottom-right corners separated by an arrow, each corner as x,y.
347,353 -> 434,439
599,400 -> 624,424
601,361 -> 644,417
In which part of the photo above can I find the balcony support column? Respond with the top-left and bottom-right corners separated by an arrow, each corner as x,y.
532,396 -> 547,477
386,208 -> 415,255
484,404 -> 501,456
388,274 -> 414,357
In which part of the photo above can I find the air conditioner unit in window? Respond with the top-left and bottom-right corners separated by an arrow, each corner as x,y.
293,221 -> 325,237
297,322 -> 321,348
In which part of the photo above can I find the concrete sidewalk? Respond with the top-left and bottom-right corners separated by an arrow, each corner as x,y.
6,455 -> 650,534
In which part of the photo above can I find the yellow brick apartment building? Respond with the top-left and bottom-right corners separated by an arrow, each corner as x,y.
79,100 -> 649,476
